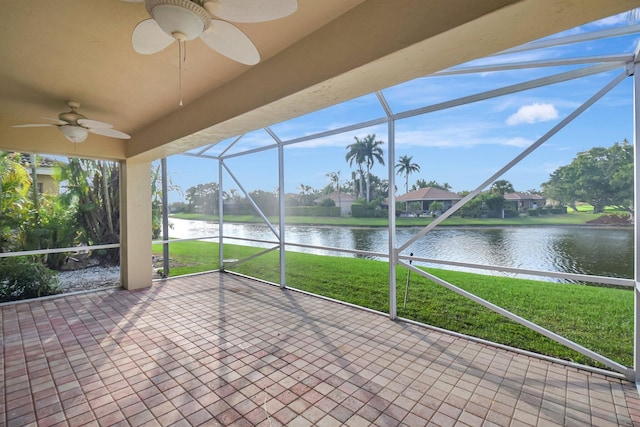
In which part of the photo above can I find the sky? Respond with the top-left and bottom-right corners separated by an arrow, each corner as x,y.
164,10 -> 640,204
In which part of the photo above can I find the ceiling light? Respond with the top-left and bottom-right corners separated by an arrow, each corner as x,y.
59,125 -> 88,143
146,0 -> 210,41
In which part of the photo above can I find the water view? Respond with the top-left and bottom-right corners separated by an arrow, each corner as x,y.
169,218 -> 634,281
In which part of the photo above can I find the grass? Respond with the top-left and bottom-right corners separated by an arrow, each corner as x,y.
152,240 -> 633,369
170,210 -> 621,227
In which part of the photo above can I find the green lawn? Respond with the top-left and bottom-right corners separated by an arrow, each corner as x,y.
170,210 -> 621,227
153,240 -> 633,369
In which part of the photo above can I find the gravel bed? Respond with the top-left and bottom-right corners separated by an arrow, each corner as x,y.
56,266 -> 121,293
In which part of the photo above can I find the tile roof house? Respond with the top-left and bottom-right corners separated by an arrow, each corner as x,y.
393,187 -> 462,213
18,153 -> 59,195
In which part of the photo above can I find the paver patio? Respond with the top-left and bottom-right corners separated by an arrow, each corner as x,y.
2,272 -> 640,426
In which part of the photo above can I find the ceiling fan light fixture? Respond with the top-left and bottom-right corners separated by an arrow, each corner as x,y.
146,0 -> 210,40
59,125 -> 88,143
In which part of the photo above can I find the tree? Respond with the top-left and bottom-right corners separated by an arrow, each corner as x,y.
185,182 -> 219,215
365,174 -> 389,200
249,189 -> 279,216
490,179 -> 514,196
413,179 -> 427,190
411,180 -> 451,191
395,155 -> 420,194
60,159 -> 120,263
542,141 -> 633,214
483,192 -> 506,217
346,134 -> 385,203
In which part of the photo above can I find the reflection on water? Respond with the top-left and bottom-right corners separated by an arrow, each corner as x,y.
169,218 -> 633,280
350,228 -> 378,257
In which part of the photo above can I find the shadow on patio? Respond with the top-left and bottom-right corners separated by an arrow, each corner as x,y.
2,272 -> 640,426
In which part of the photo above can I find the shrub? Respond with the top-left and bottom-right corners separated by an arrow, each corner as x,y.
0,257 -> 59,302
285,206 -> 340,217
528,209 -> 539,216
549,207 -> 567,214
319,198 -> 336,207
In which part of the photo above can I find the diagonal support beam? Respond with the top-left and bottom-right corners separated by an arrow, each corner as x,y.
398,68 -> 630,254
402,261 -> 632,378
221,160 -> 280,239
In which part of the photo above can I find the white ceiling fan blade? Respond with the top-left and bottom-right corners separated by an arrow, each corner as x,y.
42,117 -> 67,125
77,118 -> 113,129
204,0 -> 297,23
199,20 -> 260,65
13,123 -> 56,128
132,19 -> 175,54
89,128 -> 131,139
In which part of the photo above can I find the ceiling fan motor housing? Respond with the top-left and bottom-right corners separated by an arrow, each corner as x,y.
145,0 -> 211,40
58,110 -> 86,124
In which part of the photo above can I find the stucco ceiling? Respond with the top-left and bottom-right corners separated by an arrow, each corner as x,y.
1,0 -> 639,162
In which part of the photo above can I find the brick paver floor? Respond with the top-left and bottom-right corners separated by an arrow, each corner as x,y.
2,272 -> 640,426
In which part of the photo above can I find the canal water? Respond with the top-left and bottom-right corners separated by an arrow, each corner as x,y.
169,218 -> 634,280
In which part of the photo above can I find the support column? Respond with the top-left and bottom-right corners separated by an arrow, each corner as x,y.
218,159 -> 224,270
377,91 -> 397,320
120,158 -> 153,290
633,51 -> 640,385
161,158 -> 169,278
278,140 -> 286,288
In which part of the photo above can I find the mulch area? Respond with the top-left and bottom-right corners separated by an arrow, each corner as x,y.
586,214 -> 632,225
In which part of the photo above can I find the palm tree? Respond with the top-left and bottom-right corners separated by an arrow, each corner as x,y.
395,155 -> 420,194
346,134 -> 385,203
490,179 -> 515,196
345,138 -> 367,199
326,171 -> 341,207
298,183 -> 312,206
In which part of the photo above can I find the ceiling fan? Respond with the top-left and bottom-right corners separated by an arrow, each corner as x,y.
13,101 -> 131,143
125,0 -> 298,65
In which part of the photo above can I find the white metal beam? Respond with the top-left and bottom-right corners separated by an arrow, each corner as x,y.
633,43 -> 640,387
398,68 -> 630,254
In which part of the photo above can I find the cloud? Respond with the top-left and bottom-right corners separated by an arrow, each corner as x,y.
506,103 -> 559,125
502,137 -> 533,147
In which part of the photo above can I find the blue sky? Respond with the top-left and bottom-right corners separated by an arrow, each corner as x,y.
165,10 -> 640,204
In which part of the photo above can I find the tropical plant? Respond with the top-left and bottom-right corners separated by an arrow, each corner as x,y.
0,152 -> 33,252
395,155 -> 420,194
0,256 -> 59,302
23,195 -> 78,269
428,201 -> 445,215
60,158 -> 120,263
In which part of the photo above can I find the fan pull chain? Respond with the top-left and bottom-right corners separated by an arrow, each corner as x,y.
178,41 -> 184,107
